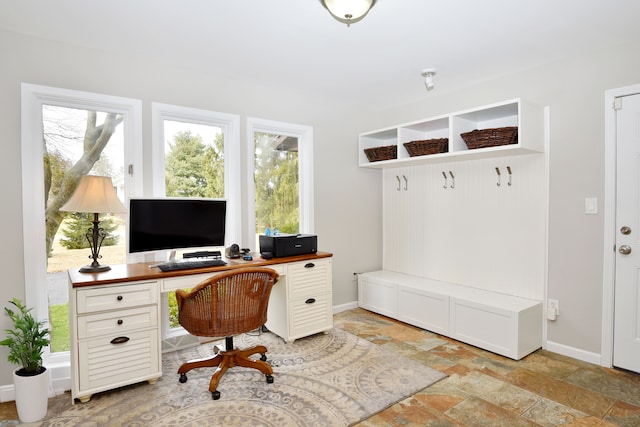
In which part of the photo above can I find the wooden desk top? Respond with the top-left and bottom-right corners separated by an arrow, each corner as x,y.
68,251 -> 333,288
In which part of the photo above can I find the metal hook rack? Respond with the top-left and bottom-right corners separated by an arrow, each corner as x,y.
448,171 -> 455,189
441,171 -> 448,189
395,175 -> 409,191
495,167 -> 501,186
507,166 -> 512,186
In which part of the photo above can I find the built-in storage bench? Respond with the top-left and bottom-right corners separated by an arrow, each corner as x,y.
358,270 -> 542,360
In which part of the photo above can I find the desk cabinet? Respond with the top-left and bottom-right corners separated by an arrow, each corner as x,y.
266,258 -> 333,343
70,281 -> 161,403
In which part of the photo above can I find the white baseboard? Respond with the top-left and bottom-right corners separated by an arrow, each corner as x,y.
333,301 -> 358,314
0,384 -> 14,403
0,362 -> 71,403
545,340 -> 602,366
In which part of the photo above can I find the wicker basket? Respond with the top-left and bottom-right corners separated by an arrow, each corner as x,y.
364,145 -> 397,162
460,126 -> 518,150
403,138 -> 448,157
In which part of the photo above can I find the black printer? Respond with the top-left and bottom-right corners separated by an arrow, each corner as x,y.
259,234 -> 317,258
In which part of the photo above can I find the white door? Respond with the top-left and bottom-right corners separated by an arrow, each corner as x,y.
614,93 -> 640,372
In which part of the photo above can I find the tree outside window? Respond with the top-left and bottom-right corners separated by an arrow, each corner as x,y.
254,133 -> 299,237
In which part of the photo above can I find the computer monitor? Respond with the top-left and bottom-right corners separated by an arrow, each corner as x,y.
128,197 -> 226,254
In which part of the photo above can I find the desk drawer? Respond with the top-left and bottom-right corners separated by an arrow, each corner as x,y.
78,329 -> 160,392
287,259 -> 331,300
77,282 -> 158,314
77,306 -> 158,340
161,272 -> 217,293
289,292 -> 332,338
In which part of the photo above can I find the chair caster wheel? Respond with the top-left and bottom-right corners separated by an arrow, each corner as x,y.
179,373 -> 188,383
266,375 -> 274,384
212,390 -> 221,400
260,353 -> 267,361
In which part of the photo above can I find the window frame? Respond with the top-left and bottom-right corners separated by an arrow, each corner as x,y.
151,103 -> 241,251
21,84 -> 143,385
150,103 -> 241,340
245,118 -> 314,249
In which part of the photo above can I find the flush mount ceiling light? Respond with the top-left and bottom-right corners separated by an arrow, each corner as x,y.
321,0 -> 376,27
421,68 -> 437,91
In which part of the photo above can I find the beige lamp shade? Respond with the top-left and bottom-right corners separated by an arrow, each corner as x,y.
60,175 -> 127,214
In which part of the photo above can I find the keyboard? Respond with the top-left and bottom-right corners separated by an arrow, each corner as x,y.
157,258 -> 227,272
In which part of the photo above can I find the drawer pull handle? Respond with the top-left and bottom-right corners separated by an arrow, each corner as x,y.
305,298 -> 316,304
110,336 -> 130,345
116,296 -> 123,301
117,319 -> 123,325
304,263 -> 315,269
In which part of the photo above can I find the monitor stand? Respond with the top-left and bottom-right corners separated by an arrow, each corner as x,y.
149,250 -> 177,268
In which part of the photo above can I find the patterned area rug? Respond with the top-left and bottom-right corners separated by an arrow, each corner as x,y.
37,328 -> 446,426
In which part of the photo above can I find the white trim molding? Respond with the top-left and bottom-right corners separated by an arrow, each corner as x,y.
546,340 -> 602,366
20,84 -> 143,383
150,102 -> 241,248
601,84 -> 640,367
245,118 -> 314,249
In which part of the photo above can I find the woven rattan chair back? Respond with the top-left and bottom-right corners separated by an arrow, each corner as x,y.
176,267 -> 279,338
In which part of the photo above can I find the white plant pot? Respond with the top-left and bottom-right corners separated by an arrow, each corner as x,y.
13,367 -> 49,423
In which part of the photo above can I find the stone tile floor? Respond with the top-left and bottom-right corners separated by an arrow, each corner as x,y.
336,308 -> 640,426
1,307 -> 639,426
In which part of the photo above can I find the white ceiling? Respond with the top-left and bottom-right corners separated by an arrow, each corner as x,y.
2,0 -> 640,110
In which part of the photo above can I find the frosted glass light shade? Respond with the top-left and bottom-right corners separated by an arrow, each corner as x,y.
322,0 -> 375,26
60,175 -> 127,214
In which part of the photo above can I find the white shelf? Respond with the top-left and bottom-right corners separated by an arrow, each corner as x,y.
359,98 -> 544,168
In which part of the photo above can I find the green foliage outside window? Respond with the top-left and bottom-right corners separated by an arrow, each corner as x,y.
254,134 -> 299,234
165,130 -> 224,198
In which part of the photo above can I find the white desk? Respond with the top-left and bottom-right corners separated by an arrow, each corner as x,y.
68,252 -> 333,403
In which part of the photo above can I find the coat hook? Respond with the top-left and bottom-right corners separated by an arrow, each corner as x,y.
402,175 -> 408,191
442,171 -> 448,189
495,167 -> 501,186
507,166 -> 512,186
448,171 -> 455,189
396,175 -> 401,191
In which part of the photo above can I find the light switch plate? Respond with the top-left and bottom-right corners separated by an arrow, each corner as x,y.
585,197 -> 598,214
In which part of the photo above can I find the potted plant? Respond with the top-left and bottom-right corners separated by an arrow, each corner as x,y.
0,298 -> 50,422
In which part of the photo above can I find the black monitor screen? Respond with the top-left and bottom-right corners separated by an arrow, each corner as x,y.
128,198 -> 226,254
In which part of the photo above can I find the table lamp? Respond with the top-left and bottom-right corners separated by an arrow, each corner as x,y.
60,175 -> 127,273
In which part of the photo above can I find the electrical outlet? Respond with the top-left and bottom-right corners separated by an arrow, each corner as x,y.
547,299 -> 559,320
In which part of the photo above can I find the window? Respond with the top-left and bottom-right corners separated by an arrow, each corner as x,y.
151,103 -> 240,344
246,118 -> 314,249
21,84 -> 142,378
151,103 -> 241,246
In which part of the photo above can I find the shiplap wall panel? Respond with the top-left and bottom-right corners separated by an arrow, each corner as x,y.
383,154 -> 544,300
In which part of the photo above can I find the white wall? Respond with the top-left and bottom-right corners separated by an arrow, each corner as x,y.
0,29 -> 382,386
1,27 -> 639,387
361,40 -> 640,362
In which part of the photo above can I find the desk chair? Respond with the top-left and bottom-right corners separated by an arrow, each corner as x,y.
175,267 -> 279,400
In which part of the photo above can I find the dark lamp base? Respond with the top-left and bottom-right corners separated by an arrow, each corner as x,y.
79,264 -> 111,273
